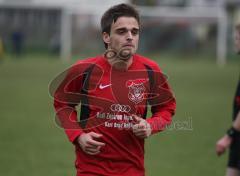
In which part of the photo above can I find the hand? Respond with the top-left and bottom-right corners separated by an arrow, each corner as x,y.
77,132 -> 105,155
216,135 -> 232,156
132,115 -> 152,139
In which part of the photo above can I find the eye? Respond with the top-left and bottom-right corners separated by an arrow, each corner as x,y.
131,29 -> 139,36
116,29 -> 126,35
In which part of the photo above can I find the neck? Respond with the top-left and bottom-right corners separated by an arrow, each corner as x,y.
107,55 -> 133,71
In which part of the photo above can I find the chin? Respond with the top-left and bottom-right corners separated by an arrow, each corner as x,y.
118,48 -> 133,60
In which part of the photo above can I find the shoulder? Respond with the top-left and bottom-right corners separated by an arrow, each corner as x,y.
134,54 -> 162,72
72,55 -> 104,69
65,56 -> 104,76
74,56 -> 101,65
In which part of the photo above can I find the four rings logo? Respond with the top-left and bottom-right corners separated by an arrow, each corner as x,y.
110,104 -> 131,113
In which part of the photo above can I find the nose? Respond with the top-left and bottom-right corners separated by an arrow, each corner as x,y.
126,31 -> 133,41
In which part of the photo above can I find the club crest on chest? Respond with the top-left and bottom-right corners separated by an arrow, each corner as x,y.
126,79 -> 148,104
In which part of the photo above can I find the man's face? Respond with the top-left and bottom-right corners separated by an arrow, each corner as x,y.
234,29 -> 240,54
103,16 -> 139,58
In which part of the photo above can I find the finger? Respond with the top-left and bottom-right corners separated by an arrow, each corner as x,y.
89,132 -> 103,138
85,150 -> 100,155
85,148 -> 99,153
132,124 -> 138,131
89,132 -> 102,138
216,145 -> 224,156
133,123 -> 145,129
134,130 -> 147,137
134,133 -> 147,139
132,124 -> 146,132
85,145 -> 101,151
87,138 -> 105,147
85,146 -> 101,153
133,128 -> 146,134
217,150 -> 224,156
132,115 -> 141,124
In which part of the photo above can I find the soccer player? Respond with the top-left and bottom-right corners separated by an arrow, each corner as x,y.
53,3 -> 176,176
215,24 -> 240,176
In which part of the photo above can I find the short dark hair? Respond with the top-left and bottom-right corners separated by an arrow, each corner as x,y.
101,3 -> 140,49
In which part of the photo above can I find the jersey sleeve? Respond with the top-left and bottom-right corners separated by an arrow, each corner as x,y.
53,61 -> 87,143
233,78 -> 240,119
146,65 -> 176,134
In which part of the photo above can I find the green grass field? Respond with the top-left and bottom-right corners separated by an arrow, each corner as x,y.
0,54 -> 239,176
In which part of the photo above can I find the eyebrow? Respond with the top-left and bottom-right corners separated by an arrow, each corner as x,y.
115,27 -> 139,31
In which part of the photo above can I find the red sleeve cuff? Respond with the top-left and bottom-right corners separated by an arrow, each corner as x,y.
66,129 -> 84,143
147,112 -> 172,135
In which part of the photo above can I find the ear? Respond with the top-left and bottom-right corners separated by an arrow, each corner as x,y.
102,32 -> 110,45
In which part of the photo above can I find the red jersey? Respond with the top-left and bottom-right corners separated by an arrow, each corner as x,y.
53,54 -> 176,176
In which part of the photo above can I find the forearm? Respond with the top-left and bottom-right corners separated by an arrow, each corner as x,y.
53,63 -> 85,143
54,100 -> 83,143
147,111 -> 172,134
147,99 -> 176,134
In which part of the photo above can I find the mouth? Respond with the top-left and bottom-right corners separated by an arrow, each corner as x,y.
122,44 -> 134,48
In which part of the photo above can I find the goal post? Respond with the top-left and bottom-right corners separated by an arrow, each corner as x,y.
60,3 -> 228,66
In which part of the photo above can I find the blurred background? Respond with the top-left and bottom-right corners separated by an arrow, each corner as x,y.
0,0 -> 239,176
0,0 -> 240,63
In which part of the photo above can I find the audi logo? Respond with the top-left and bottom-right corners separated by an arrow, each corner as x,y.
110,104 -> 131,112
